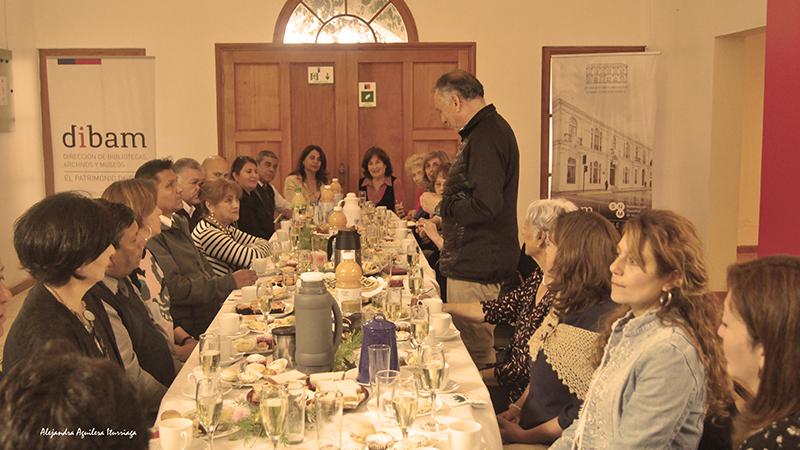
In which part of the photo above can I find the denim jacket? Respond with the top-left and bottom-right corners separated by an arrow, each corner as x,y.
550,310 -> 706,449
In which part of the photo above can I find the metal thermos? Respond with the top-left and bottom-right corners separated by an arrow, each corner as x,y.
326,229 -> 362,267
294,272 -> 343,374
272,326 -> 296,368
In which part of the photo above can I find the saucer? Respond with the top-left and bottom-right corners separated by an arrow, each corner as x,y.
434,328 -> 460,341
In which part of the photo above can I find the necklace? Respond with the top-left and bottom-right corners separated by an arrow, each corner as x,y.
207,214 -> 234,238
46,285 -> 106,356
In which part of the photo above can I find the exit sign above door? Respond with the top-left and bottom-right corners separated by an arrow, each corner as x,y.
308,66 -> 334,84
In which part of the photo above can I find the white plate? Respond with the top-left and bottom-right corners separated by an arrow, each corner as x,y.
181,382 -> 232,399
437,380 -> 460,394
434,328 -> 461,341
361,277 -> 387,298
222,329 -> 250,339
270,301 -> 294,318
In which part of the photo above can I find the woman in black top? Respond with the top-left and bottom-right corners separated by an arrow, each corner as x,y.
720,256 -> 800,450
232,156 -> 276,239
497,211 -> 619,445
2,193 -> 123,371
359,146 -> 404,213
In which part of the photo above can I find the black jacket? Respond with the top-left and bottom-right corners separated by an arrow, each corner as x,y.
439,104 -> 520,284
2,283 -> 123,371
236,185 -> 276,239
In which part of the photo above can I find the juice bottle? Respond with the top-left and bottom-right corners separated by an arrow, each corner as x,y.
330,178 -> 343,204
335,251 -> 362,315
328,206 -> 348,231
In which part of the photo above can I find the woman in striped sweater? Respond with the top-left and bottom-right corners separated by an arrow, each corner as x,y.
192,178 -> 272,277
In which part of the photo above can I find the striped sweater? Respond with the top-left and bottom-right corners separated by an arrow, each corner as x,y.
192,218 -> 272,277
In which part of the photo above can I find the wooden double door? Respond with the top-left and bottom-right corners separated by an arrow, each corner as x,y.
216,43 -> 475,203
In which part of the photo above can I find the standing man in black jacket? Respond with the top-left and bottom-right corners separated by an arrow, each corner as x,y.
422,70 -> 520,368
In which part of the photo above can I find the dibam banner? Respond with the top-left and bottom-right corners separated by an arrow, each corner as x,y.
46,56 -> 155,196
550,52 -> 657,229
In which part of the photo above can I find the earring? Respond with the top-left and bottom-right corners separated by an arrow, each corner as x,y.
659,290 -> 673,307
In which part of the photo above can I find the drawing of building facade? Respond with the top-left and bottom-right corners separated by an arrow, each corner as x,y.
551,98 -> 653,195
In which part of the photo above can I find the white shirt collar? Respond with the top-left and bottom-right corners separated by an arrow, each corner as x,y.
159,214 -> 174,228
182,201 -> 195,216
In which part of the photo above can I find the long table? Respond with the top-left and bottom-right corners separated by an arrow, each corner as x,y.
151,237 -> 502,449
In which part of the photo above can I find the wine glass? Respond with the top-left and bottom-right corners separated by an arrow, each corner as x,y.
418,344 -> 446,432
199,332 -> 221,378
195,378 -> 223,450
409,304 -> 429,348
257,281 -> 273,324
259,383 -> 289,450
392,376 -> 418,449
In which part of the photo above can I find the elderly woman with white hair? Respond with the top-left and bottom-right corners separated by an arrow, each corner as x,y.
446,198 -> 577,411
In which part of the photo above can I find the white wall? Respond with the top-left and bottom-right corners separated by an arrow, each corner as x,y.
0,0 -> 43,287
647,0 -> 765,290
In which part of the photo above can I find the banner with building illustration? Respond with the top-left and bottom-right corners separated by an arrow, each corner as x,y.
46,56 -> 156,196
550,52 -> 658,229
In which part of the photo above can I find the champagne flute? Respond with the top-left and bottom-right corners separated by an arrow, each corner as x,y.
392,377 -> 418,449
259,383 -> 289,450
257,281 -> 273,324
199,332 -> 221,378
419,344 -> 446,432
195,378 -> 223,450
409,304 -> 429,348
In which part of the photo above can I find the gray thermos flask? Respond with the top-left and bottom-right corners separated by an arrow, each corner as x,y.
294,272 -> 343,374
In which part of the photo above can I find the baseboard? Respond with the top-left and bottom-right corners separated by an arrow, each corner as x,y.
10,277 -> 35,296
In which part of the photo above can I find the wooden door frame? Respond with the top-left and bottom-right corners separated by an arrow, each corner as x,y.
38,48 -> 147,196
540,46 -> 646,198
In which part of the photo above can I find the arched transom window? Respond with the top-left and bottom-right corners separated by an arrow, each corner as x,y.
276,0 -> 419,44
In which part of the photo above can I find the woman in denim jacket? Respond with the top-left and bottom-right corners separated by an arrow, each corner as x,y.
550,210 -> 730,449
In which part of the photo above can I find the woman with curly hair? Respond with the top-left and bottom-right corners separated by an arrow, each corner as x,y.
551,209 -> 730,449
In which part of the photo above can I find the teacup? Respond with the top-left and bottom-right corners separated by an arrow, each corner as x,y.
158,417 -> 193,450
394,226 -> 408,241
218,313 -> 241,336
430,312 -> 452,337
241,285 -> 258,302
448,420 -> 482,448
252,257 -> 270,275
422,297 -> 443,315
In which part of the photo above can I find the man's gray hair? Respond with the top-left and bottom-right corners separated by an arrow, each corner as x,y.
434,70 -> 484,100
256,150 -> 279,163
524,198 -> 578,232
173,157 -> 201,174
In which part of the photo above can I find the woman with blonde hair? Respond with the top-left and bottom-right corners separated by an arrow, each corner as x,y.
551,209 -> 730,449
719,255 -> 800,449
102,178 -> 197,362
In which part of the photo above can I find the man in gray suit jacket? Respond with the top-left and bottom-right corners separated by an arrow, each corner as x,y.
136,159 -> 257,337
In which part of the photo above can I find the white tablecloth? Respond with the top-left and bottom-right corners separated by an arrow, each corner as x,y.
151,228 -> 501,449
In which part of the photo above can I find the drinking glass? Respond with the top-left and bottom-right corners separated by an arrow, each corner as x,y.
285,381 -> 306,444
368,344 -> 391,390
409,304 -> 429,348
198,332 -> 221,378
408,265 -> 424,303
257,281 -> 273,324
315,390 -> 343,450
195,378 -> 223,450
375,369 -> 400,429
392,377 -> 418,449
386,287 -> 403,322
259,383 -> 289,450
418,344 -> 446,432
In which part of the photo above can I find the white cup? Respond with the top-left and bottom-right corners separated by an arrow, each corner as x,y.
218,313 -> 241,336
241,285 -> 258,302
422,297 -> 443,315
159,417 -> 193,450
448,420 -> 482,449
252,257 -> 269,275
430,312 -> 452,337
394,226 -> 408,241
280,221 -> 291,232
